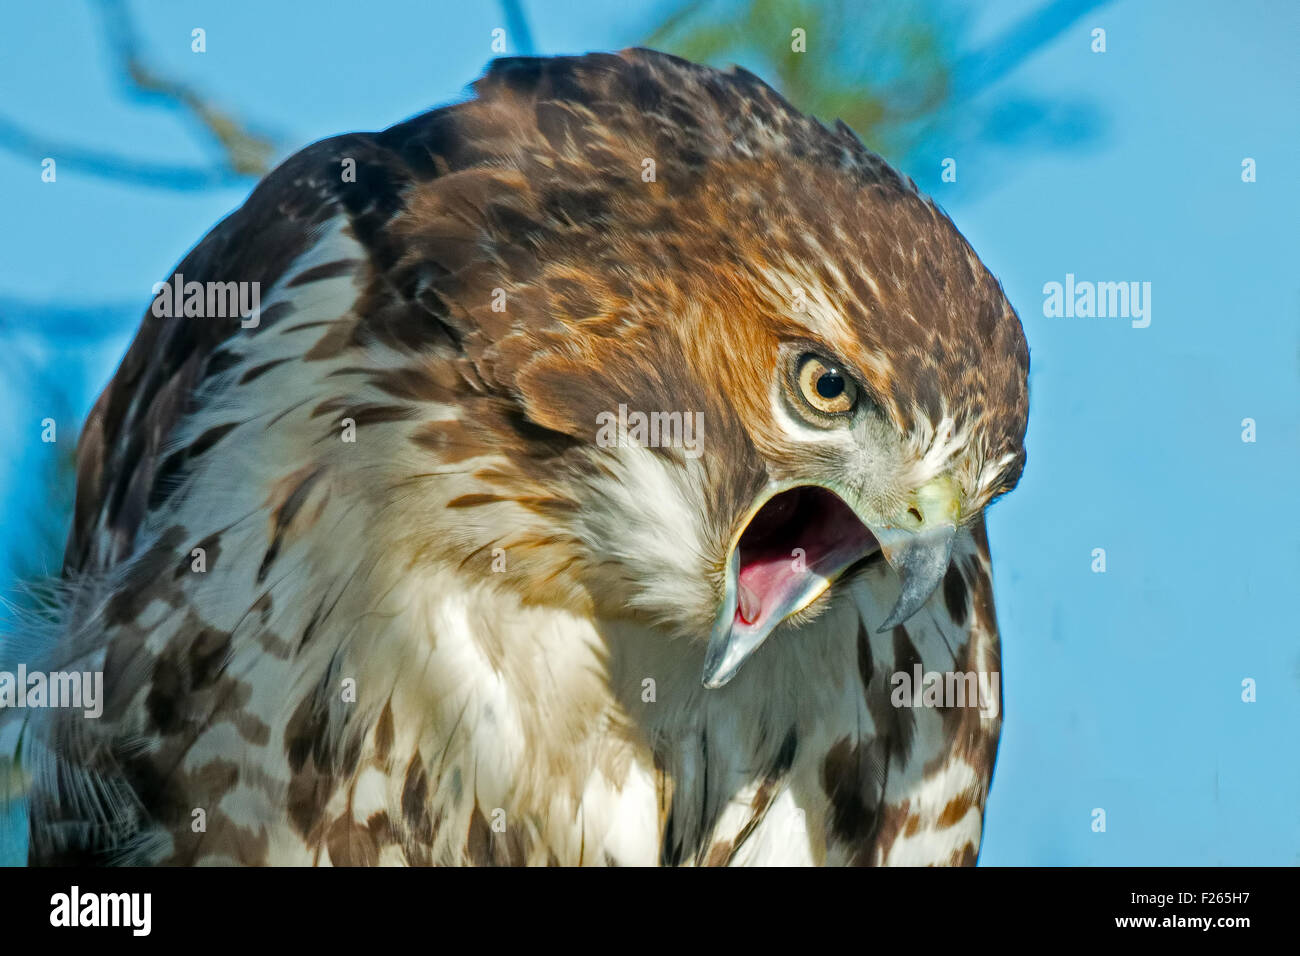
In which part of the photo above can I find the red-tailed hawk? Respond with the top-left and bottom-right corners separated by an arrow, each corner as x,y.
20,49 -> 1028,865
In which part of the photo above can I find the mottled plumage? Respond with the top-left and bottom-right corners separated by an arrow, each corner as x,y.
17,49 -> 1027,865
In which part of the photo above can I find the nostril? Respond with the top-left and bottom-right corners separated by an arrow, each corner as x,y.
907,506 -> 923,525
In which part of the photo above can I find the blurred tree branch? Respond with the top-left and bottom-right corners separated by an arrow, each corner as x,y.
955,0 -> 1111,94
0,114 -> 249,190
647,0 -> 1112,166
0,297 -> 138,342
0,0 -> 276,190
96,0 -> 275,175
501,0 -> 537,55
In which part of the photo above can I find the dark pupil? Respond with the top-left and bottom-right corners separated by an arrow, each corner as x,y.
816,370 -> 845,399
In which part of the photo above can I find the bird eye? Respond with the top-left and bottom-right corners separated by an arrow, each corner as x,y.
795,353 -> 858,417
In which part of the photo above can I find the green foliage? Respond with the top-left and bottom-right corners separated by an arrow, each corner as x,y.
647,0 -> 965,160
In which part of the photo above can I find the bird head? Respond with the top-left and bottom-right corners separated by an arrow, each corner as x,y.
493,177 -> 1029,688
397,51 -> 1029,687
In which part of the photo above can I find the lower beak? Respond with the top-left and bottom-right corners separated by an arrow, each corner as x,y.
702,546 -> 848,689
701,481 -> 960,688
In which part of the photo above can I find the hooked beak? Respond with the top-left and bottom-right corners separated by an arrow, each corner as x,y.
701,477 -> 961,688
871,523 -> 958,632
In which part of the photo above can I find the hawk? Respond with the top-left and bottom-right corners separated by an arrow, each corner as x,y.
18,49 -> 1028,865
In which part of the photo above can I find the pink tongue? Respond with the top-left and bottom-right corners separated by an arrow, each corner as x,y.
738,580 -> 761,624
730,488 -> 879,632
736,553 -> 801,627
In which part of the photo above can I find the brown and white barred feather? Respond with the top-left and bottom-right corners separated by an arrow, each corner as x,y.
15,49 -> 1021,865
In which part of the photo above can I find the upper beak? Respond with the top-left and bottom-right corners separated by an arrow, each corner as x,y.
871,522 -> 958,632
701,476 -> 961,688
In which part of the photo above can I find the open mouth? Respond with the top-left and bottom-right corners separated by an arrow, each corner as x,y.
704,478 -> 961,689
734,486 -> 879,631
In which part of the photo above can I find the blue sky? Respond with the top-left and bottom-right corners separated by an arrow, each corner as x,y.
1,0 -> 1297,865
